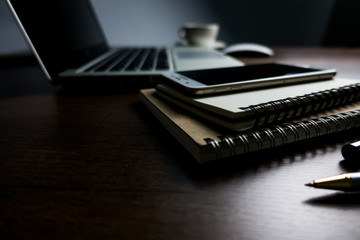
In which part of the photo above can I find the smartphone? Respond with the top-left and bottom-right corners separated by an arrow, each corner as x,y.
161,63 -> 336,96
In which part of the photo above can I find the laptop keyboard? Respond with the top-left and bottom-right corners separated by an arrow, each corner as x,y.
84,47 -> 170,72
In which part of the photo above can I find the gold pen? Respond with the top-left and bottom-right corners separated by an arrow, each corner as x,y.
305,172 -> 360,191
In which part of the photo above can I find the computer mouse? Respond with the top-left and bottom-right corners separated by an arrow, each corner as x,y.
223,43 -> 274,57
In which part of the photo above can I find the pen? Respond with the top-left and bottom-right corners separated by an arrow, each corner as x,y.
305,172 -> 360,191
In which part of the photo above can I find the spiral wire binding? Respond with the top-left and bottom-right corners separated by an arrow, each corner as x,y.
240,83 -> 360,130
204,82 -> 360,160
288,123 -> 300,142
204,138 -> 222,160
206,110 -> 360,160
275,126 -> 287,144
219,136 -> 237,157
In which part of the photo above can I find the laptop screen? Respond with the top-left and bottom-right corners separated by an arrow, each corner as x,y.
8,0 -> 109,79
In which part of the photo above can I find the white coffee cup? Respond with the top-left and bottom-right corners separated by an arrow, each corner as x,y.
178,23 -> 219,47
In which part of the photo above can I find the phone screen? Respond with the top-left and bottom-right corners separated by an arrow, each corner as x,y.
178,63 -> 321,86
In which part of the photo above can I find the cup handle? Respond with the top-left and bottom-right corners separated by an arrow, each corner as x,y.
178,27 -> 186,39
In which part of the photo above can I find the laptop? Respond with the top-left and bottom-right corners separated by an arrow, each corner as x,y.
6,0 -> 242,86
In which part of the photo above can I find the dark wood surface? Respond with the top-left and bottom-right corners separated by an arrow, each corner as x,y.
1,48 -> 360,240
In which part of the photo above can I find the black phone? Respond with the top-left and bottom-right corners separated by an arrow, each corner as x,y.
161,63 -> 337,96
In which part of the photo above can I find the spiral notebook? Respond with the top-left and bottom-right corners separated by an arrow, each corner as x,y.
140,87 -> 360,163
156,78 -> 360,131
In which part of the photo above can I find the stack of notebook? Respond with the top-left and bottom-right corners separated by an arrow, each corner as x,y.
140,77 -> 360,163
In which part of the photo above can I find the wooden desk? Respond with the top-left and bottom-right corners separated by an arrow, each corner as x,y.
1,48 -> 360,239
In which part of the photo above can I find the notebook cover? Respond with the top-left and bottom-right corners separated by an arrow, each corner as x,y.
140,88 -> 360,163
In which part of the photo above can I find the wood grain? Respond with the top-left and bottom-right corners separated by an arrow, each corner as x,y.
1,48 -> 360,240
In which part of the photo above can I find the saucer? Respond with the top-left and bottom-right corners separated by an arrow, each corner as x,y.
175,41 -> 226,50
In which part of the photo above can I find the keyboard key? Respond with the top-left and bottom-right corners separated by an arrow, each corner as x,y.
84,49 -> 126,72
141,48 -> 156,70
109,49 -> 138,71
84,47 -> 169,72
126,49 -> 147,71
156,49 -> 169,70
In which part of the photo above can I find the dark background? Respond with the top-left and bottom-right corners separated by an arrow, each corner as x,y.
1,0 -> 360,56
2,1 -> 360,239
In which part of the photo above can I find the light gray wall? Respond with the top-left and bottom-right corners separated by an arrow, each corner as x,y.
0,0 -> 30,54
90,0 -> 335,46
0,0 -> 335,55
89,0 -> 220,46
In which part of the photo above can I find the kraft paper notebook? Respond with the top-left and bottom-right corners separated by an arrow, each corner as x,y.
140,84 -> 360,163
156,78 -> 360,131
